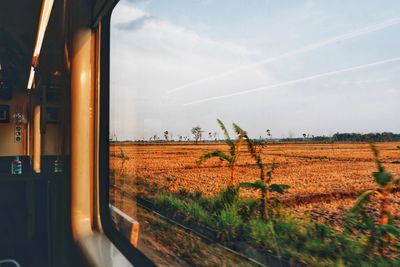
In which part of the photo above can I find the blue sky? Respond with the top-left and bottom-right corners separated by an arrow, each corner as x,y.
110,0 -> 400,140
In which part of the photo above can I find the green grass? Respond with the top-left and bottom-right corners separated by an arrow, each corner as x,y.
148,136 -> 400,266
216,204 -> 242,241
236,198 -> 259,222
154,194 -> 185,215
152,189 -> 399,267
201,186 -> 239,212
184,202 -> 210,225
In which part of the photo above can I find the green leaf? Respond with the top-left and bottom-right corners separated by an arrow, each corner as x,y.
269,184 -> 289,194
240,180 -> 266,190
232,123 -> 247,138
254,180 -> 266,190
373,171 -> 392,186
197,150 -> 231,165
380,224 -> 400,237
239,182 -> 257,189
365,216 -> 375,230
217,119 -> 235,155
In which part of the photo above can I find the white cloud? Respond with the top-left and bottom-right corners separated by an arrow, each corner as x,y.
111,2 -> 147,25
109,1 -> 400,140
110,3 -> 275,139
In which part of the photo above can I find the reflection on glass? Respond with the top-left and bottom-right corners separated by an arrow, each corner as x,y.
110,1 -> 400,266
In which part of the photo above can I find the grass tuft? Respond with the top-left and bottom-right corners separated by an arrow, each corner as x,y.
184,202 -> 210,225
216,204 -> 242,241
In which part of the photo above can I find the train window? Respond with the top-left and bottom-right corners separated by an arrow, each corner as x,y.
108,1 -> 400,266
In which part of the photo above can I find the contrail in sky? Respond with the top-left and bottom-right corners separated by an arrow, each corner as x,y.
183,57 -> 400,106
169,17 -> 400,94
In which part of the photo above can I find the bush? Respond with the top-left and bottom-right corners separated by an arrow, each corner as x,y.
154,194 -> 185,215
177,188 -> 191,198
192,191 -> 204,200
273,217 -> 302,247
216,204 -> 242,241
236,198 -> 259,222
210,187 -> 239,212
248,219 -> 273,246
184,202 -> 210,225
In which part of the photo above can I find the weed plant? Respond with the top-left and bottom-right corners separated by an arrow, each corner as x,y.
152,127 -> 400,266
216,204 -> 242,241
345,143 -> 400,258
184,202 -> 210,225
154,194 -> 185,215
197,119 -> 245,187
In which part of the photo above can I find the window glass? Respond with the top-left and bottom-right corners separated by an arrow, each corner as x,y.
110,1 -> 400,265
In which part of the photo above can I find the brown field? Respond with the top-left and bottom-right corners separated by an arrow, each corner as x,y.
110,142 -> 400,227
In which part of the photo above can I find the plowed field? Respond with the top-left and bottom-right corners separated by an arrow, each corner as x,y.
110,142 -> 400,227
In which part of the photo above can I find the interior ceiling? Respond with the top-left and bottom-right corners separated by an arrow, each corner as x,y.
40,0 -> 66,88
0,0 -> 66,92
0,0 -> 43,90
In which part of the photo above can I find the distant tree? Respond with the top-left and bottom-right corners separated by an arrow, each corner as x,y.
266,129 -> 272,140
110,132 -> 118,142
153,134 -> 158,141
303,133 -> 307,139
331,132 -> 400,142
213,132 -> 218,141
208,132 -> 212,140
164,131 -> 169,141
191,126 -> 203,143
179,136 -> 183,142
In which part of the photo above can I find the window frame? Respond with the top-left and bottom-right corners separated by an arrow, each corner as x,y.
98,6 -> 156,267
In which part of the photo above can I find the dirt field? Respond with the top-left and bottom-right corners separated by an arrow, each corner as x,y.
110,142 -> 400,226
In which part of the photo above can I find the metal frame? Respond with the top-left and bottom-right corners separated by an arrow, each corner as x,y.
97,8 -> 156,267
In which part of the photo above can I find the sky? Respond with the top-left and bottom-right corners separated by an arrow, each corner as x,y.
110,0 -> 400,141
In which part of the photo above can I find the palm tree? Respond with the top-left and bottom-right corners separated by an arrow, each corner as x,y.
266,129 -> 271,140
213,132 -> 218,141
235,125 -> 289,220
197,119 -> 245,187
164,131 -> 169,141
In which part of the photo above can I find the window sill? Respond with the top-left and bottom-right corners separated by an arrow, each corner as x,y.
74,231 -> 133,267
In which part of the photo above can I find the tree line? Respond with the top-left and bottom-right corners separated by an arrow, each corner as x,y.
111,129 -> 400,143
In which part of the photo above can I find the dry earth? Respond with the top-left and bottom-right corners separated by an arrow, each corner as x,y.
110,142 -> 400,228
